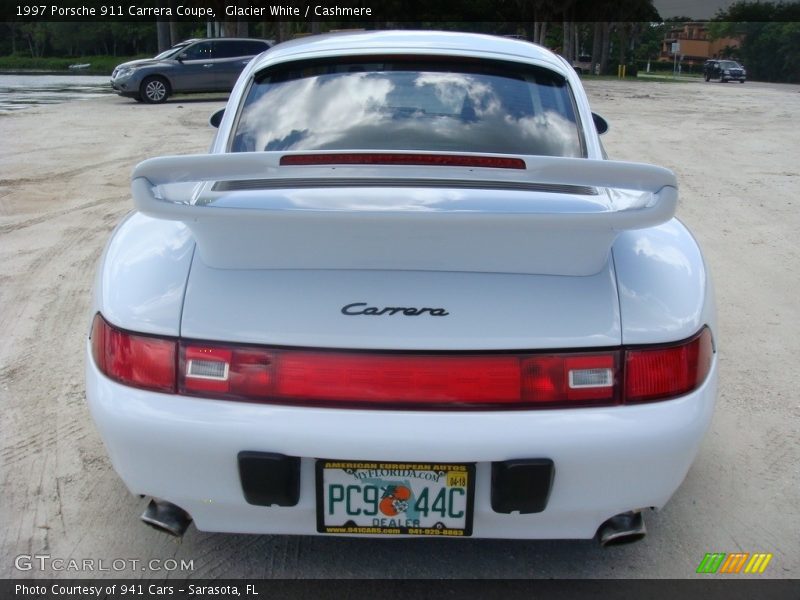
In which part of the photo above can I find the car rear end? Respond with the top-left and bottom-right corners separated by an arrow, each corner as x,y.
86,32 -> 717,542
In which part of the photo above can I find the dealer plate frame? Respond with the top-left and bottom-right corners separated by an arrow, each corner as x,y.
315,460 -> 475,537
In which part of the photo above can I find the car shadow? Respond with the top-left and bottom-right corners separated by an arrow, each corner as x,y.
167,94 -> 230,104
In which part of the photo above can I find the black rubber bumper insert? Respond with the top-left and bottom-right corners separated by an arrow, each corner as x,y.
491,459 -> 555,514
238,451 -> 301,507
238,453 -> 553,513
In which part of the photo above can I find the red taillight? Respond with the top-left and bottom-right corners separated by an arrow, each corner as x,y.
178,344 -> 619,409
90,314 -> 176,393
274,353 -> 522,405
522,354 -> 618,404
91,313 -> 713,409
279,153 -> 526,170
625,327 -> 714,403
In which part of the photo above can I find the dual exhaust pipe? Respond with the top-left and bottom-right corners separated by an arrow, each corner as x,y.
596,511 -> 647,546
141,499 -> 192,537
140,499 -> 646,546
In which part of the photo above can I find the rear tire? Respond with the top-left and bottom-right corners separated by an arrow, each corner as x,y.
705,73 -> 710,82
140,76 -> 170,104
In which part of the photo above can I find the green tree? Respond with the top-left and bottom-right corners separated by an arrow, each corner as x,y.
18,23 -> 51,57
710,1 -> 800,82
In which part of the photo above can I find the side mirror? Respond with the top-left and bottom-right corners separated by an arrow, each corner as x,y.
592,112 -> 609,135
209,108 -> 225,128
177,53 -> 187,62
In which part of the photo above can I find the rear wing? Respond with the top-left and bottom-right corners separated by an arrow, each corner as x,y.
130,151 -> 678,275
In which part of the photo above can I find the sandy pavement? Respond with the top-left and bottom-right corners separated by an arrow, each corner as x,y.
0,78 -> 798,579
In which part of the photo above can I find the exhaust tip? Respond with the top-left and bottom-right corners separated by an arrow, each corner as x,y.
596,511 -> 646,547
141,499 -> 192,537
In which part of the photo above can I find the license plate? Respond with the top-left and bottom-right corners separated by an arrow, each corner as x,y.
315,460 -> 475,536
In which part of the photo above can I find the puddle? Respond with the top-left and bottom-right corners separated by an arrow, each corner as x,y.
0,74 -> 113,113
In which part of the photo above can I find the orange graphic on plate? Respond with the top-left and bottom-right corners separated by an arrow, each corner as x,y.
379,485 -> 411,516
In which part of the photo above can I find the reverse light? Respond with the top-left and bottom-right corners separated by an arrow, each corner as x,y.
521,354 -> 618,404
184,346 -> 232,393
569,368 -> 613,389
90,314 -> 713,410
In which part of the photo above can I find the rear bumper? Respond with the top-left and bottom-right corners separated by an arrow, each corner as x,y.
85,346 -> 717,539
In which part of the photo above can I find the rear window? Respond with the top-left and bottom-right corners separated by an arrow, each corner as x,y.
230,58 -> 584,157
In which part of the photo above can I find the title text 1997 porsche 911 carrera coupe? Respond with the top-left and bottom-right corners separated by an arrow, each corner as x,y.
86,31 -> 717,545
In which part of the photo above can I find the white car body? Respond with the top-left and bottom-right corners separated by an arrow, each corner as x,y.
86,31 -> 717,542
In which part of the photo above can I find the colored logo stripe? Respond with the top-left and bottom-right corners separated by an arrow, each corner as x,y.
697,553 -> 726,574
745,553 -> 773,574
696,552 -> 773,574
719,553 -> 749,574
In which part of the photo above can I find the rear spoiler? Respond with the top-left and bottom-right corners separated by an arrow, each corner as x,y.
132,151 -> 676,227
130,151 -> 678,275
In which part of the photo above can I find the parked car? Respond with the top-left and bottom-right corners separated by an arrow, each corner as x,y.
87,31 -> 717,544
704,59 -> 746,83
110,38 -> 271,103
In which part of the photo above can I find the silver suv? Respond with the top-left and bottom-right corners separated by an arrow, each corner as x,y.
111,38 -> 271,103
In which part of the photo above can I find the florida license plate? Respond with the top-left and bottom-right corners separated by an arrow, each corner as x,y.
316,460 -> 475,536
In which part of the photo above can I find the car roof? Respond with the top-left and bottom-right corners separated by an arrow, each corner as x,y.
252,30 -> 565,72
181,38 -> 270,44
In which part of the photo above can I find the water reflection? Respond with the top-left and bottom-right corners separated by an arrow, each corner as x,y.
0,74 -> 113,112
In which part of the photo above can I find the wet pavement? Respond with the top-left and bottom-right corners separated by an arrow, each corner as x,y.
0,74 -> 113,112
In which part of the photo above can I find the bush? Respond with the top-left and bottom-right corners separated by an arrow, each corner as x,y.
638,60 -> 709,76
0,54 -> 146,75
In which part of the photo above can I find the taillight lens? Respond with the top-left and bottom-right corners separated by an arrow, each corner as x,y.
90,314 -> 176,393
176,344 -> 619,409
522,354 -> 617,404
273,352 -> 522,405
90,314 -> 713,409
625,327 -> 714,403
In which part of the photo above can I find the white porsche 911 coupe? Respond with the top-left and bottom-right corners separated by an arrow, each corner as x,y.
86,31 -> 717,545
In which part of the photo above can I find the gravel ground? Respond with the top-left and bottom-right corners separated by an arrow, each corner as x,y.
0,78 -> 798,579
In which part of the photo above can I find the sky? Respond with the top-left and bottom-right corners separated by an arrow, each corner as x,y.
653,0 -> 738,19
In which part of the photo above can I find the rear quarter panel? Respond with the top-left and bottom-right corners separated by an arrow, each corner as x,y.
92,212 -> 195,336
613,218 -> 716,345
